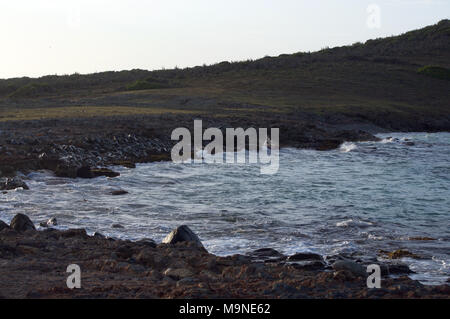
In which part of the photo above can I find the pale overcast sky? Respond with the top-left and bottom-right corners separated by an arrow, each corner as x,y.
0,0 -> 448,79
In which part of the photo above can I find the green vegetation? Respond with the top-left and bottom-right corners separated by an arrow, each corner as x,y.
0,106 -> 199,122
9,83 -> 53,98
0,20 -> 448,130
126,77 -> 172,91
417,66 -> 450,81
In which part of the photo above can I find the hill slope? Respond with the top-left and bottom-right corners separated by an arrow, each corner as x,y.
0,20 -> 449,132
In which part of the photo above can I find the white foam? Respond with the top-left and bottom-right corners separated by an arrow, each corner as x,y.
336,219 -> 373,227
380,137 -> 394,144
339,142 -> 357,153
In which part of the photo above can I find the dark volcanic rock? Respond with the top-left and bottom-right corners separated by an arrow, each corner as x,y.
55,163 -> 78,178
287,252 -> 324,262
111,190 -> 128,196
332,260 -> 366,277
248,248 -> 287,263
38,153 -> 60,171
39,217 -> 57,228
162,225 -> 204,249
112,224 -> 125,229
93,232 -> 106,239
59,229 -> 88,239
76,166 -> 92,178
10,214 -> 36,232
381,263 -> 415,275
0,224 -> 449,298
251,248 -> 284,258
0,177 -> 29,191
0,220 -> 10,231
288,260 -> 326,271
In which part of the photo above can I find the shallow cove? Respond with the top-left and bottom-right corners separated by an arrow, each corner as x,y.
1,132 -> 449,285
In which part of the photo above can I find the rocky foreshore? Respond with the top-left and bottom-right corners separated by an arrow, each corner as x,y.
0,214 -> 448,299
2,115 -> 448,299
0,114 -> 381,179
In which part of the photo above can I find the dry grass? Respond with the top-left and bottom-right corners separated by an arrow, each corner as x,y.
0,106 -> 200,122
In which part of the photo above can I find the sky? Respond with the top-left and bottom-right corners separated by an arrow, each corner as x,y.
0,0 -> 449,79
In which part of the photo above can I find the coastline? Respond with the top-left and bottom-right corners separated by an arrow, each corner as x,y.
0,13 -> 449,301
0,215 -> 449,299
1,116 -> 449,298
0,112 -> 403,179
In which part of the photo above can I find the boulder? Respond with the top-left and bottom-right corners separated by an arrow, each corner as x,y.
0,220 -> 10,231
55,163 -> 78,178
38,153 -> 60,171
111,190 -> 128,196
47,217 -> 57,226
10,213 -> 36,232
163,268 -> 194,280
381,263 -> 415,275
93,232 -> 106,239
162,225 -> 204,248
39,217 -> 57,228
76,166 -> 93,178
248,248 -> 286,263
288,260 -> 326,271
287,252 -> 324,262
59,229 -> 88,239
0,177 -> 29,190
332,260 -> 366,277
251,248 -> 284,258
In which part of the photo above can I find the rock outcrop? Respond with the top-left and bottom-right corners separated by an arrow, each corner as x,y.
0,220 -> 9,231
10,213 -> 36,232
162,225 -> 205,249
0,177 -> 29,191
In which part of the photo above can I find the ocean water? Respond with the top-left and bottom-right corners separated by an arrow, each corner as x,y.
1,132 -> 449,285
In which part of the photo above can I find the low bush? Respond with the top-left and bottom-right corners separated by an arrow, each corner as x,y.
417,65 -> 450,80
126,77 -> 172,91
9,83 -> 53,98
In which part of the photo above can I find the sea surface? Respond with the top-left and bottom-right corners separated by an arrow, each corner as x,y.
1,132 -> 449,285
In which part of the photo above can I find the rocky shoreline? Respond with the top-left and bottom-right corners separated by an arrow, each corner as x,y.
0,214 -> 449,299
1,115 -> 448,299
0,114 -> 382,179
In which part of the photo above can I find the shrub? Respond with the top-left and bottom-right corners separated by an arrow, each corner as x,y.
417,65 -> 450,80
126,77 -> 171,91
9,83 -> 53,98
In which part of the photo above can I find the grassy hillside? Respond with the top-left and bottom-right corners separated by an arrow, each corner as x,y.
0,20 -> 449,131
